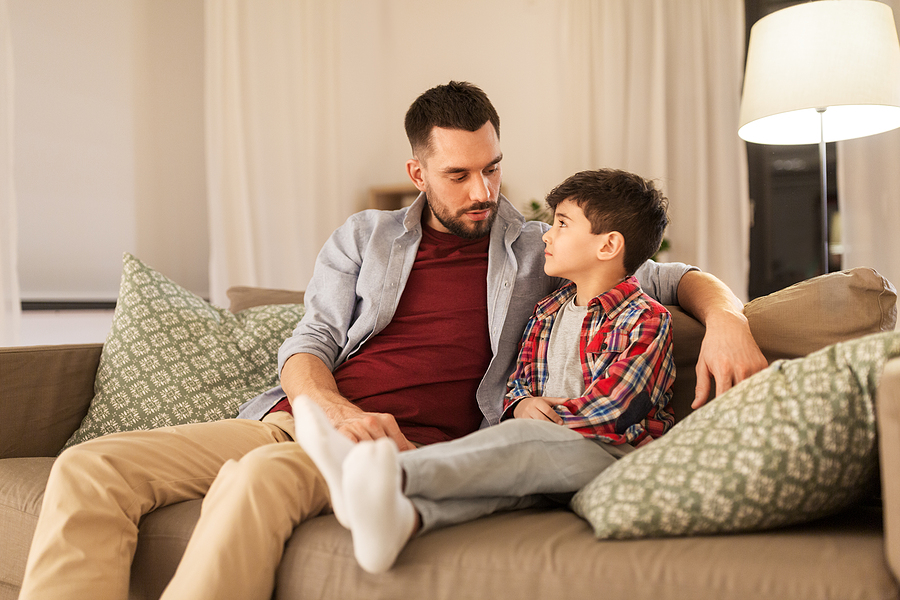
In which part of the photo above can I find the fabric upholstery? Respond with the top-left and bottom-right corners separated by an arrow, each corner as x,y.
0,345 -> 101,458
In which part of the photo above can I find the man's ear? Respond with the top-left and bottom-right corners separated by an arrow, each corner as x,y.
597,231 -> 625,261
406,158 -> 427,192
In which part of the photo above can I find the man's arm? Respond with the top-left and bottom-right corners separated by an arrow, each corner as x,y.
281,353 -> 416,451
676,270 -> 768,408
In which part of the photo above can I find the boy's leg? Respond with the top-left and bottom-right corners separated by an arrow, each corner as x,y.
19,417 -> 291,600
401,419 -> 627,500
339,420 -> 628,570
411,493 -> 553,534
161,412 -> 330,600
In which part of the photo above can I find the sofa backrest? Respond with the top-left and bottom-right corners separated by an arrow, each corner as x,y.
227,267 -> 897,424
668,267 -> 897,420
0,344 -> 102,458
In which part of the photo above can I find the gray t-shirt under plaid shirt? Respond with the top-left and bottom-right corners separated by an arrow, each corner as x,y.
543,296 -> 590,399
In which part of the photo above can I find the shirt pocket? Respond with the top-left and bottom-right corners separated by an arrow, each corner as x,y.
584,330 -> 630,372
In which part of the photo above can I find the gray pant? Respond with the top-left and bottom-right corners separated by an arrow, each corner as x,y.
399,419 -> 631,533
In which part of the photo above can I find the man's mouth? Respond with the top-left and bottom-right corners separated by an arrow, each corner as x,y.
460,202 -> 496,221
466,209 -> 492,222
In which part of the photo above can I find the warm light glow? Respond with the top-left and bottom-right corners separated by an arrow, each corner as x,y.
739,0 -> 900,145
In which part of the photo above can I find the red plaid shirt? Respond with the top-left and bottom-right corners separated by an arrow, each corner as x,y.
503,276 -> 675,445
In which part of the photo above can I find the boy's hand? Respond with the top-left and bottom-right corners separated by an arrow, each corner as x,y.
513,396 -> 566,424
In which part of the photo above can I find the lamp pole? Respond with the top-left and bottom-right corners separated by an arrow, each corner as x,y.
817,107 -> 829,275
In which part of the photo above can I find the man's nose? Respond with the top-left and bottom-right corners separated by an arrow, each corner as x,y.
469,174 -> 490,201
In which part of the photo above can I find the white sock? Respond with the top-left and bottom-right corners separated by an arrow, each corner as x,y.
343,438 -> 417,574
292,396 -> 354,528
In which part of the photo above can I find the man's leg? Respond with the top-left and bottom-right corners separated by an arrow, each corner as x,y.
160,411 -> 330,600
19,418 -> 290,600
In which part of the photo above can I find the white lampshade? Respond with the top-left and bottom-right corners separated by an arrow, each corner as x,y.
739,0 -> 900,145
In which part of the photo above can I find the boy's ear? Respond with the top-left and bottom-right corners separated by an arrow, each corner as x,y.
406,159 -> 427,192
597,231 -> 625,261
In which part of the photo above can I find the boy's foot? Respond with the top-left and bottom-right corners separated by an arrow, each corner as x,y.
343,438 -> 417,574
292,396 -> 354,528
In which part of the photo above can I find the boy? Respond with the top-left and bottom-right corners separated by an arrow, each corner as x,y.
295,168 -> 675,573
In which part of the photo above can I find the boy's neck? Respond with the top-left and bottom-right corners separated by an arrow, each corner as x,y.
571,269 -> 628,307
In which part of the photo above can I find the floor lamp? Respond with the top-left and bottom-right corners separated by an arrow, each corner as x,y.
738,0 -> 900,275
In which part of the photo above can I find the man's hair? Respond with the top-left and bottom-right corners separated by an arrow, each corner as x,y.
404,81 -> 500,159
545,169 -> 669,276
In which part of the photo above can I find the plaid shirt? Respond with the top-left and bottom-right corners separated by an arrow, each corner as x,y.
503,276 -> 675,445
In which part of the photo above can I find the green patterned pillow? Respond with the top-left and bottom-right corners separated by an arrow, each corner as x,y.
63,254 -> 304,450
571,330 -> 900,539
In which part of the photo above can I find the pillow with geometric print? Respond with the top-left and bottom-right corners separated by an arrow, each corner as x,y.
63,253 -> 304,450
571,330 -> 900,539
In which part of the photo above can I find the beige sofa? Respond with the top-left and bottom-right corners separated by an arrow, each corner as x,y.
2,267 -> 900,600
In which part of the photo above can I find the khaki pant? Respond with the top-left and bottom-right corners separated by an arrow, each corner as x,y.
19,412 -> 330,600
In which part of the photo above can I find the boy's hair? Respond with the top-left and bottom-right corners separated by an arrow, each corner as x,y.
404,81 -> 500,160
545,169 -> 669,276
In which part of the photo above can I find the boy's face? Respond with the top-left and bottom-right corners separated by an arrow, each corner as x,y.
541,199 -> 607,281
406,122 -> 503,239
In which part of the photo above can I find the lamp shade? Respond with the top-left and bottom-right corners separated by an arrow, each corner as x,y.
739,0 -> 900,145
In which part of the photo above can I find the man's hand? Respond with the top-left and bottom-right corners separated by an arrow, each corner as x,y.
281,353 -> 416,451
327,406 -> 417,451
692,310 -> 768,409
674,271 -> 768,409
513,396 -> 566,424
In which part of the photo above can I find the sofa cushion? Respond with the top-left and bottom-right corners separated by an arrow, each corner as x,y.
63,254 -> 305,450
0,458 -> 54,595
571,330 -> 900,539
274,508 -> 894,600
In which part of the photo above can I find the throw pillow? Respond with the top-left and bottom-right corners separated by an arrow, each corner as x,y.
63,254 -> 304,450
571,330 -> 900,539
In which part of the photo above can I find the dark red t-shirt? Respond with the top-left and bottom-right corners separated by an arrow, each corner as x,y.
276,225 -> 493,445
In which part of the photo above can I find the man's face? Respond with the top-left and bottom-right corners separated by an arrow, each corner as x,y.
407,122 -> 502,239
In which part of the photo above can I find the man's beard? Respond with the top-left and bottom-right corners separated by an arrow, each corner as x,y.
424,188 -> 498,240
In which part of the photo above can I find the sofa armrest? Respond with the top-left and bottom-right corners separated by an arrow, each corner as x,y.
878,356 -> 900,582
0,344 -> 102,458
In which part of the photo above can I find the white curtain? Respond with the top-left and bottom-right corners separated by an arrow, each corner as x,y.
838,0 -> 900,314
560,0 -> 750,300
0,0 -> 19,345
205,0 -> 343,307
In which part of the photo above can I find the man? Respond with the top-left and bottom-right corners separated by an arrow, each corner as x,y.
20,82 -> 766,600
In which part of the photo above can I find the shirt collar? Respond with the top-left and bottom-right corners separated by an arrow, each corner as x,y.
534,276 -> 642,320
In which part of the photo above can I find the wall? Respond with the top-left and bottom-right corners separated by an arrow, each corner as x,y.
10,0 -> 741,304
336,0 -> 569,216
10,0 -> 207,301
11,0 -> 567,303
